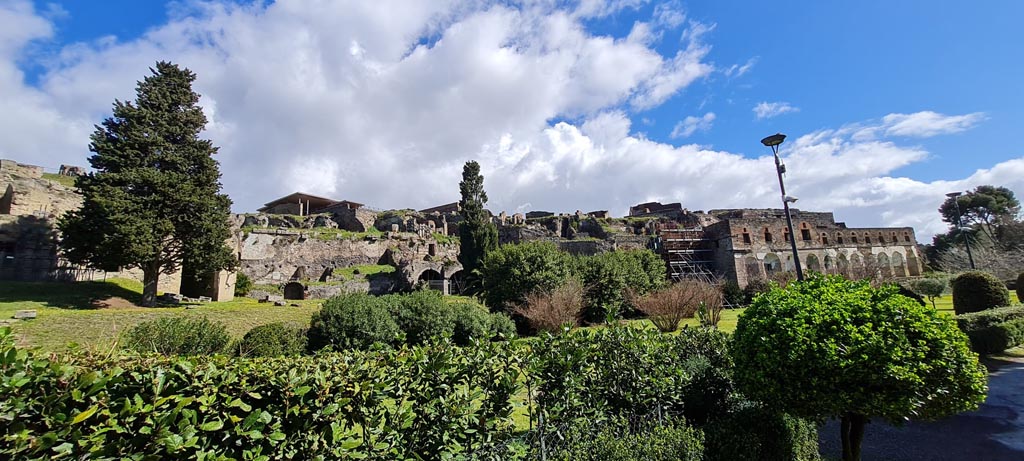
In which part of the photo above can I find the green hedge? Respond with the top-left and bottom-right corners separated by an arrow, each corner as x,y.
957,305 -> 1024,354
233,322 -> 307,357
552,418 -> 704,461
0,328 -> 524,460
123,316 -> 230,355
704,400 -> 820,461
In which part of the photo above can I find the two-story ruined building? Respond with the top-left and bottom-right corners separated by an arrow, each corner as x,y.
650,206 -> 923,287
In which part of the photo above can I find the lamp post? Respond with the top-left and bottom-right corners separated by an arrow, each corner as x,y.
945,191 -> 976,270
761,133 -> 804,281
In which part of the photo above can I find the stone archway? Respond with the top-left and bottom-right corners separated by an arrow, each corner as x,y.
283,282 -> 305,300
744,256 -> 763,281
418,269 -> 444,292
891,252 -> 907,277
906,250 -> 922,276
448,270 -> 466,295
824,255 -> 835,274
837,254 -> 850,276
806,254 -> 821,273
877,253 -> 892,278
763,253 -> 782,275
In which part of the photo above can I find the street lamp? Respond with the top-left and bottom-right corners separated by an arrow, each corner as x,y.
945,191 -> 976,270
761,133 -> 804,281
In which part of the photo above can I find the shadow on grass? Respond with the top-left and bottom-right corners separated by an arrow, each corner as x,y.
0,280 -> 142,310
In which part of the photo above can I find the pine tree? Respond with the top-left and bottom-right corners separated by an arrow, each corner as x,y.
457,161 -> 498,287
59,62 -> 235,306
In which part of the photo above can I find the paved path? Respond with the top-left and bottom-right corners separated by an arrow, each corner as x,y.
818,358 -> 1024,460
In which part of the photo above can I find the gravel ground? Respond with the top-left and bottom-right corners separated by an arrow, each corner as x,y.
818,358 -> 1024,460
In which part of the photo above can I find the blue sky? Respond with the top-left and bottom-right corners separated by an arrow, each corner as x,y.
4,0 -> 1024,240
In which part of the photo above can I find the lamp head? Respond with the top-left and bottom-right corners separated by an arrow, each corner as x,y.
945,191 -> 963,198
783,195 -> 799,203
761,133 -> 787,147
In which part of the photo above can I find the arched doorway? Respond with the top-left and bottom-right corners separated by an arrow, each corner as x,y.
763,254 -> 782,275
806,254 -> 821,273
283,282 -> 305,300
891,252 -> 907,277
877,253 -> 892,278
418,269 -> 444,292
906,251 -> 922,276
448,270 -> 466,295
824,255 -> 835,274
837,254 -> 849,276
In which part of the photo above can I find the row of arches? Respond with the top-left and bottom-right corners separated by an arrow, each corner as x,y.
739,224 -> 914,247
745,250 -> 921,281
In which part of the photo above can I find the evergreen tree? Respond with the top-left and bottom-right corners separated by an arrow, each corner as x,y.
59,62 -> 235,306
457,161 -> 498,288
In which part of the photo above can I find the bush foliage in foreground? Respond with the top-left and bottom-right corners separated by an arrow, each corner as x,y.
0,328 -> 523,460
233,322 -> 307,357
732,275 -> 987,461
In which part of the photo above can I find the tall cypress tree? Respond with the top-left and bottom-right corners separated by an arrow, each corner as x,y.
59,62 -> 235,306
457,161 -> 498,285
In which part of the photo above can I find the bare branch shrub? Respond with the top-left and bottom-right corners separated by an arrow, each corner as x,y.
631,280 -> 722,333
515,278 -> 585,334
937,245 -> 1024,281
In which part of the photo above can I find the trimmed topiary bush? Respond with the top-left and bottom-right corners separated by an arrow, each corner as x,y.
952,270 -> 1011,314
704,400 -> 820,461
124,316 -> 230,355
732,274 -> 987,461
307,293 -> 401,351
1017,272 -> 1024,302
234,322 -> 307,357
957,305 -> 1024,354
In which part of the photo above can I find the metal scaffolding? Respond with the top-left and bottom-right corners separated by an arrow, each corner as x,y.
660,226 -> 715,282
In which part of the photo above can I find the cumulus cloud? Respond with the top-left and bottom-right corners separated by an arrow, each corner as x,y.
882,111 -> 987,138
670,112 -> 715,138
0,0 -> 1018,242
753,101 -> 799,119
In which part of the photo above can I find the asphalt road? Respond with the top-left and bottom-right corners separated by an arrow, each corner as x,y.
818,358 -> 1024,461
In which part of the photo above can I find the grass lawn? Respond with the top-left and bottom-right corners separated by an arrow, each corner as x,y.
1,279 -> 320,352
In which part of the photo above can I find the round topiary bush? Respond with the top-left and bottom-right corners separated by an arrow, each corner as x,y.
1016,272 -> 1024,302
952,271 -> 1011,314
124,316 -> 230,355
234,322 -> 307,357
234,272 -> 253,297
307,293 -> 401,351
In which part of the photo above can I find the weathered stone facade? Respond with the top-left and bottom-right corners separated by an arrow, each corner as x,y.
661,208 -> 924,287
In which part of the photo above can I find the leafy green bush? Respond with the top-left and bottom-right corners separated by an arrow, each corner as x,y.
732,274 -> 987,461
0,328 -> 524,460
384,290 -> 456,344
553,418 -> 704,461
952,270 -> 1011,314
123,316 -> 229,355
488,312 -> 517,339
532,326 -> 732,425
742,278 -> 771,305
307,292 -> 402,351
704,400 -> 820,461
481,241 -> 574,310
957,305 -> 1024,354
575,249 -> 666,322
233,322 -> 307,357
234,272 -> 253,297
721,280 -> 744,307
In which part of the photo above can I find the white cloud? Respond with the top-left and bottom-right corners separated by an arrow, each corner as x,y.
0,1 -> 1017,243
652,1 -> 685,28
670,112 -> 715,138
724,57 -> 757,78
882,111 -> 986,138
753,101 -> 799,119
